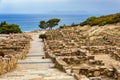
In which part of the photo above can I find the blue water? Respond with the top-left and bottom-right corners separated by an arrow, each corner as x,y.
0,14 -> 92,32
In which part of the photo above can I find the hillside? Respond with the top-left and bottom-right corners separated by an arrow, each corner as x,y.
80,13 -> 120,26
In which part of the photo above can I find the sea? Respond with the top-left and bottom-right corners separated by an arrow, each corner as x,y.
0,14 -> 96,32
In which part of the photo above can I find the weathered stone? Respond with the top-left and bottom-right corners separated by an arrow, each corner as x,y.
89,77 -> 101,80
0,34 -> 31,75
44,26 -> 120,80
93,71 -> 100,77
0,56 -> 3,75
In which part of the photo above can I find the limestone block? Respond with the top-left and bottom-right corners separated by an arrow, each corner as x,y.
3,58 -> 9,73
4,55 -> 11,71
15,54 -> 20,59
20,52 -> 26,59
115,70 -> 120,80
117,72 -> 120,80
88,56 -> 94,60
107,69 -> 114,77
89,77 -> 101,80
80,68 -> 89,75
71,69 -> 79,74
99,66 -> 106,75
93,71 -> 100,77
66,68 -> 72,75
0,57 -> 3,75
9,55 -> 17,69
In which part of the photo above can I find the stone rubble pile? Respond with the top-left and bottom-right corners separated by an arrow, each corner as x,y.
44,26 -> 120,80
0,33 -> 31,75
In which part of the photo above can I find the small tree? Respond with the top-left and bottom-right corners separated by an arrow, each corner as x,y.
39,34 -> 47,41
47,18 -> 60,29
39,20 -> 47,30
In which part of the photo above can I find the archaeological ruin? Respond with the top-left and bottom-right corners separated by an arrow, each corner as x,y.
44,25 -> 120,80
0,33 -> 31,75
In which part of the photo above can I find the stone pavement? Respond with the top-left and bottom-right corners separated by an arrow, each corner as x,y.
0,33 -> 75,80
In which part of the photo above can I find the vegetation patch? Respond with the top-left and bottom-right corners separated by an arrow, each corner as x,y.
39,34 -> 47,41
39,18 -> 60,30
0,21 -> 22,34
80,13 -> 120,26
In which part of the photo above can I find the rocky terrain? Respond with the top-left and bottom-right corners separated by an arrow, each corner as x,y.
44,23 -> 120,80
0,33 -> 31,75
0,23 -> 119,80
0,32 -> 75,80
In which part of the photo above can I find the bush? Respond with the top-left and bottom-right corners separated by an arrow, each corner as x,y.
39,34 -> 47,41
0,21 -> 22,34
86,16 -> 97,22
98,21 -> 107,26
59,24 -> 67,29
80,21 -> 88,26
59,26 -> 64,29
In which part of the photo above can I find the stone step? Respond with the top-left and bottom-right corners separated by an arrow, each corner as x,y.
31,76 -> 75,80
16,64 -> 55,69
27,54 -> 44,57
28,52 -> 44,54
17,61 -> 52,64
0,75 -> 75,80
18,59 -> 52,62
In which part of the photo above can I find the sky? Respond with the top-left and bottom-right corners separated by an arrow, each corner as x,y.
0,0 -> 120,15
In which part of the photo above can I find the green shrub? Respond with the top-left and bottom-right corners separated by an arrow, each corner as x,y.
39,34 -> 47,41
80,21 -> 88,26
59,26 -> 64,29
59,24 -> 67,29
86,16 -> 97,22
98,21 -> 107,26
0,21 -> 22,34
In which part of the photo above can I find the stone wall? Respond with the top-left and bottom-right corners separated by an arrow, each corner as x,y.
0,33 -> 31,75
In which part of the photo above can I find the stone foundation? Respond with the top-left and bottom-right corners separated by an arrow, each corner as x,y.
44,26 -> 120,80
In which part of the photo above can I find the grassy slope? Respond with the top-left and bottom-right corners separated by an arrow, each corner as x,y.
80,13 -> 120,26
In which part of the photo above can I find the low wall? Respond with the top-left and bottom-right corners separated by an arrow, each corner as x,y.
0,34 -> 31,75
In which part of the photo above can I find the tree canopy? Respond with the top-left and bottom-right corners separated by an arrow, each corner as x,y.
47,18 -> 60,29
39,20 -> 47,29
39,18 -> 60,30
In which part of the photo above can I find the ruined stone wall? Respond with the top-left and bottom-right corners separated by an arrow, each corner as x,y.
44,26 -> 120,80
0,33 -> 31,75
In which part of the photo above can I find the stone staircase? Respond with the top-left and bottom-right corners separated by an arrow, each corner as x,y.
0,33 -> 75,80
